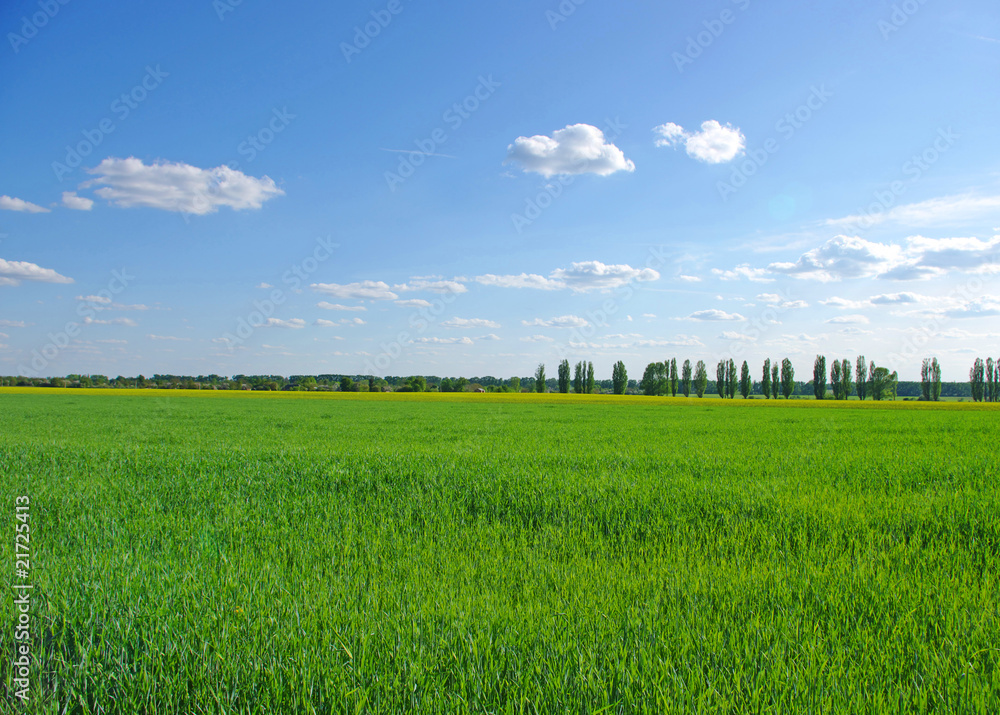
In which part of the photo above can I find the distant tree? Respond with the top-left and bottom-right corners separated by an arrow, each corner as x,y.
780,358 -> 795,399
668,358 -> 678,397
739,360 -> 751,399
612,361 -> 628,395
573,362 -> 584,394
889,370 -> 899,401
681,359 -> 692,397
920,358 -> 932,401
871,365 -> 891,401
855,356 -> 868,401
557,359 -> 571,393
931,358 -> 942,402
970,358 -> 985,402
988,358 -> 997,403
726,359 -> 738,399
406,375 -> 427,392
762,358 -> 772,399
439,377 -> 454,393
867,361 -> 876,400
694,360 -> 708,398
534,363 -> 546,393
586,361 -> 595,395
454,377 -> 469,392
830,359 -> 843,400
640,363 -> 660,396
841,359 -> 853,400
339,376 -> 354,392
771,363 -> 780,399
813,355 -> 827,400
509,376 -> 521,393
716,360 -> 727,398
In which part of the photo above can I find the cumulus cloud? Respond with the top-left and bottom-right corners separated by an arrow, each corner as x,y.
265,318 -> 306,328
943,296 -> 1000,318
394,299 -> 433,308
635,335 -> 704,347
0,258 -> 73,286
687,309 -> 744,321
314,319 -> 338,327
677,274 -> 702,283
61,192 -> 93,210
317,302 -> 366,311
504,124 -> 635,177
653,120 -> 745,163
476,260 -> 658,293
312,280 -> 398,301
147,334 -> 190,341
755,293 -> 808,309
84,157 -> 283,214
256,282 -> 274,289
522,315 -> 589,328
520,334 -> 555,342
0,320 -> 27,328
0,195 -> 49,213
478,333 -> 501,341
441,317 -> 501,329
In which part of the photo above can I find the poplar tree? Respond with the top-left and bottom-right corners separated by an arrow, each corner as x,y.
681,359 -> 692,397
830,359 -> 843,400
694,360 -> 708,398
920,358 -> 932,401
931,358 -> 942,401
573,362 -> 583,394
739,360 -> 751,399
716,360 -> 727,398
841,359 -> 853,400
586,361 -> 595,394
813,355 -> 827,399
855,356 -> 868,401
971,358 -> 985,402
669,358 -> 678,397
557,359 -> 570,393
780,358 -> 795,399
762,358 -> 772,399
771,363 -> 780,399
534,363 -> 546,393
611,360 -> 627,395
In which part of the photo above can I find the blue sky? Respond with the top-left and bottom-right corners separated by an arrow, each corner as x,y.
1,0 -> 998,381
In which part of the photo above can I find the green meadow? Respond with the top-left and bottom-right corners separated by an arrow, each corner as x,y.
1,390 -> 998,713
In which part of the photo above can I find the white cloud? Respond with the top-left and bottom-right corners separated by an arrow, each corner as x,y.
265,318 -> 306,328
147,334 -> 190,341
83,316 -> 137,326
768,235 -> 907,282
475,273 -> 562,290
825,314 -> 870,324
397,277 -> 467,295
520,334 -> 555,342
829,193 -> 1000,229
677,274 -> 702,283
522,315 -> 589,328
0,195 -> 49,213
688,309 -> 744,321
312,281 -> 398,301
61,192 -> 93,210
476,261 -> 658,293
550,261 -> 659,292
642,313 -> 656,319
257,282 -> 274,289
635,335 -> 704,347
653,120 -> 745,163
341,317 -> 366,325
943,296 -> 1000,318
711,264 -> 774,283
441,317 -> 501,329
0,320 -> 26,328
0,258 -> 73,286
317,301 -> 366,311
314,319 -> 338,327
394,299 -> 433,308
504,124 -> 635,177
412,337 -> 474,345
719,330 -> 755,341
84,157 -> 283,214
478,333 -> 501,341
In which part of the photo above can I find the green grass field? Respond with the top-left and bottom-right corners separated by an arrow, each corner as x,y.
2,389 -> 998,713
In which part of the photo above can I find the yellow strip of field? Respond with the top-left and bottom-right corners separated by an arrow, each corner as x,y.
1,386 -> 996,410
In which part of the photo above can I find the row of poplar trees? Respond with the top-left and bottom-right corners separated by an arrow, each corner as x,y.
969,357 -> 1000,402
638,358 -> 798,399
812,355 -> 904,401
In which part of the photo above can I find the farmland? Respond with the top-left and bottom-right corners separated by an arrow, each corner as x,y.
1,389 -> 998,713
